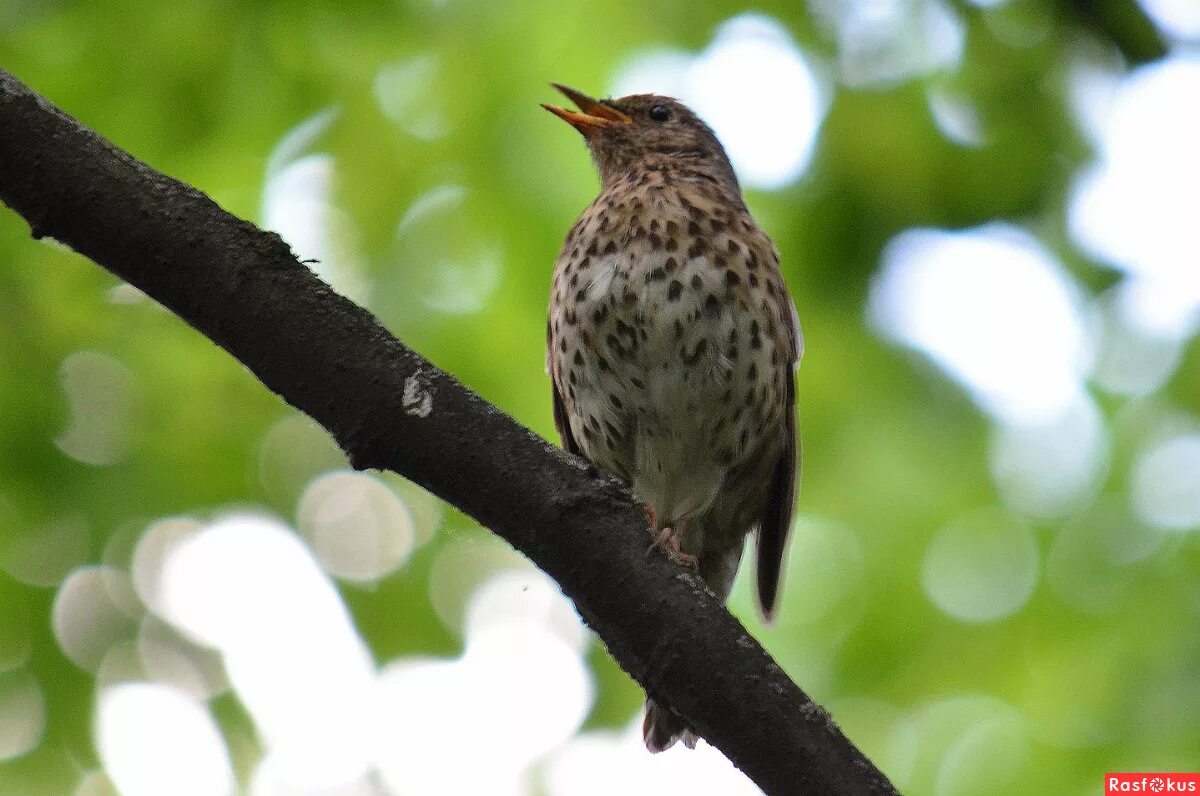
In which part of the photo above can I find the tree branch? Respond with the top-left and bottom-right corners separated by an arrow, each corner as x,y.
0,68 -> 898,796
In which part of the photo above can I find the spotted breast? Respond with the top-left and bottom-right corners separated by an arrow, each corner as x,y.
548,165 -> 798,598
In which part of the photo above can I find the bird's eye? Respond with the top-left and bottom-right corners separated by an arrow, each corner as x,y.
649,105 -> 671,122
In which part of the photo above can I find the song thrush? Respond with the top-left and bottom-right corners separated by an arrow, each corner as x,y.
542,84 -> 801,752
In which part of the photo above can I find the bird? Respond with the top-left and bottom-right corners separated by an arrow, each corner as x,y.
542,84 -> 801,753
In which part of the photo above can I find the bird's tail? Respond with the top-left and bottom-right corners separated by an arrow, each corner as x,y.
642,698 -> 699,753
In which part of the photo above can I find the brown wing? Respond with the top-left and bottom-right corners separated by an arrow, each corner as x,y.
756,281 -> 802,621
552,378 -> 583,457
547,320 -> 584,458
756,374 -> 797,620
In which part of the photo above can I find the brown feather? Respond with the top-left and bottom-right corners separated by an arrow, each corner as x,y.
756,374 -> 797,621
551,377 -> 582,457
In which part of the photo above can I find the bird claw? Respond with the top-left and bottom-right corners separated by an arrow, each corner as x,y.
647,525 -> 698,568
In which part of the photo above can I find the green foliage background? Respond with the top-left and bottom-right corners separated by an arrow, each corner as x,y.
1,0 -> 1197,794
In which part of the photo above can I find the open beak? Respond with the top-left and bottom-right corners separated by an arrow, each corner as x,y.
541,83 -> 631,137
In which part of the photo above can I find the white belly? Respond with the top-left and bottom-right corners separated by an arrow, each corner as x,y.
566,248 -> 777,525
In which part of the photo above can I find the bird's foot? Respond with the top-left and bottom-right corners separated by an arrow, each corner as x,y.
647,524 -> 698,568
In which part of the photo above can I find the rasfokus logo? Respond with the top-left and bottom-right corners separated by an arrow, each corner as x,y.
1106,773 -> 1200,793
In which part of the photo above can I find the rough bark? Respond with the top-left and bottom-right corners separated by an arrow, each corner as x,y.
0,68 -> 898,796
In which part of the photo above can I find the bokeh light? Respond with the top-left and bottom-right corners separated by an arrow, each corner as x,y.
0,669 -> 45,761
249,753 -> 381,796
95,682 -> 234,796
375,624 -> 591,794
937,716 -> 1030,796
263,109 -> 369,304
1137,0 -> 1200,40
296,471 -> 416,583
926,88 -> 984,147
52,566 -> 141,672
1131,433 -> 1200,532
891,695 -> 1029,796
869,223 -> 1092,425
374,55 -> 448,141
775,516 -> 864,625
55,351 -> 136,467
131,516 -> 204,617
3,514 -> 89,588
135,616 -> 228,702
88,511 -> 602,794
1069,54 -> 1200,340
105,283 -> 146,306
373,569 -> 592,794
391,185 -> 503,316
72,770 -> 118,796
543,719 -> 760,796
159,516 -> 376,791
612,13 -> 828,189
427,532 -> 531,634
734,517 -> 870,702
809,0 -> 964,87
464,569 -> 589,653
257,413 -> 350,511
1046,498 -> 1161,614
1090,285 -> 1187,396
989,394 -> 1107,519
921,508 -> 1039,622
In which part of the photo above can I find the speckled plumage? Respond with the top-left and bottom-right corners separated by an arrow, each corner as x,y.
543,86 -> 801,753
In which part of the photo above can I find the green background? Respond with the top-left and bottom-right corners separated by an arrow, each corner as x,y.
2,0 -> 1197,793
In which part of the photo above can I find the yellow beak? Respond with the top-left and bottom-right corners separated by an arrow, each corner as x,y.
541,83 -> 632,137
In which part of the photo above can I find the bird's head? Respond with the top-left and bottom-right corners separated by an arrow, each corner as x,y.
542,83 -> 739,194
